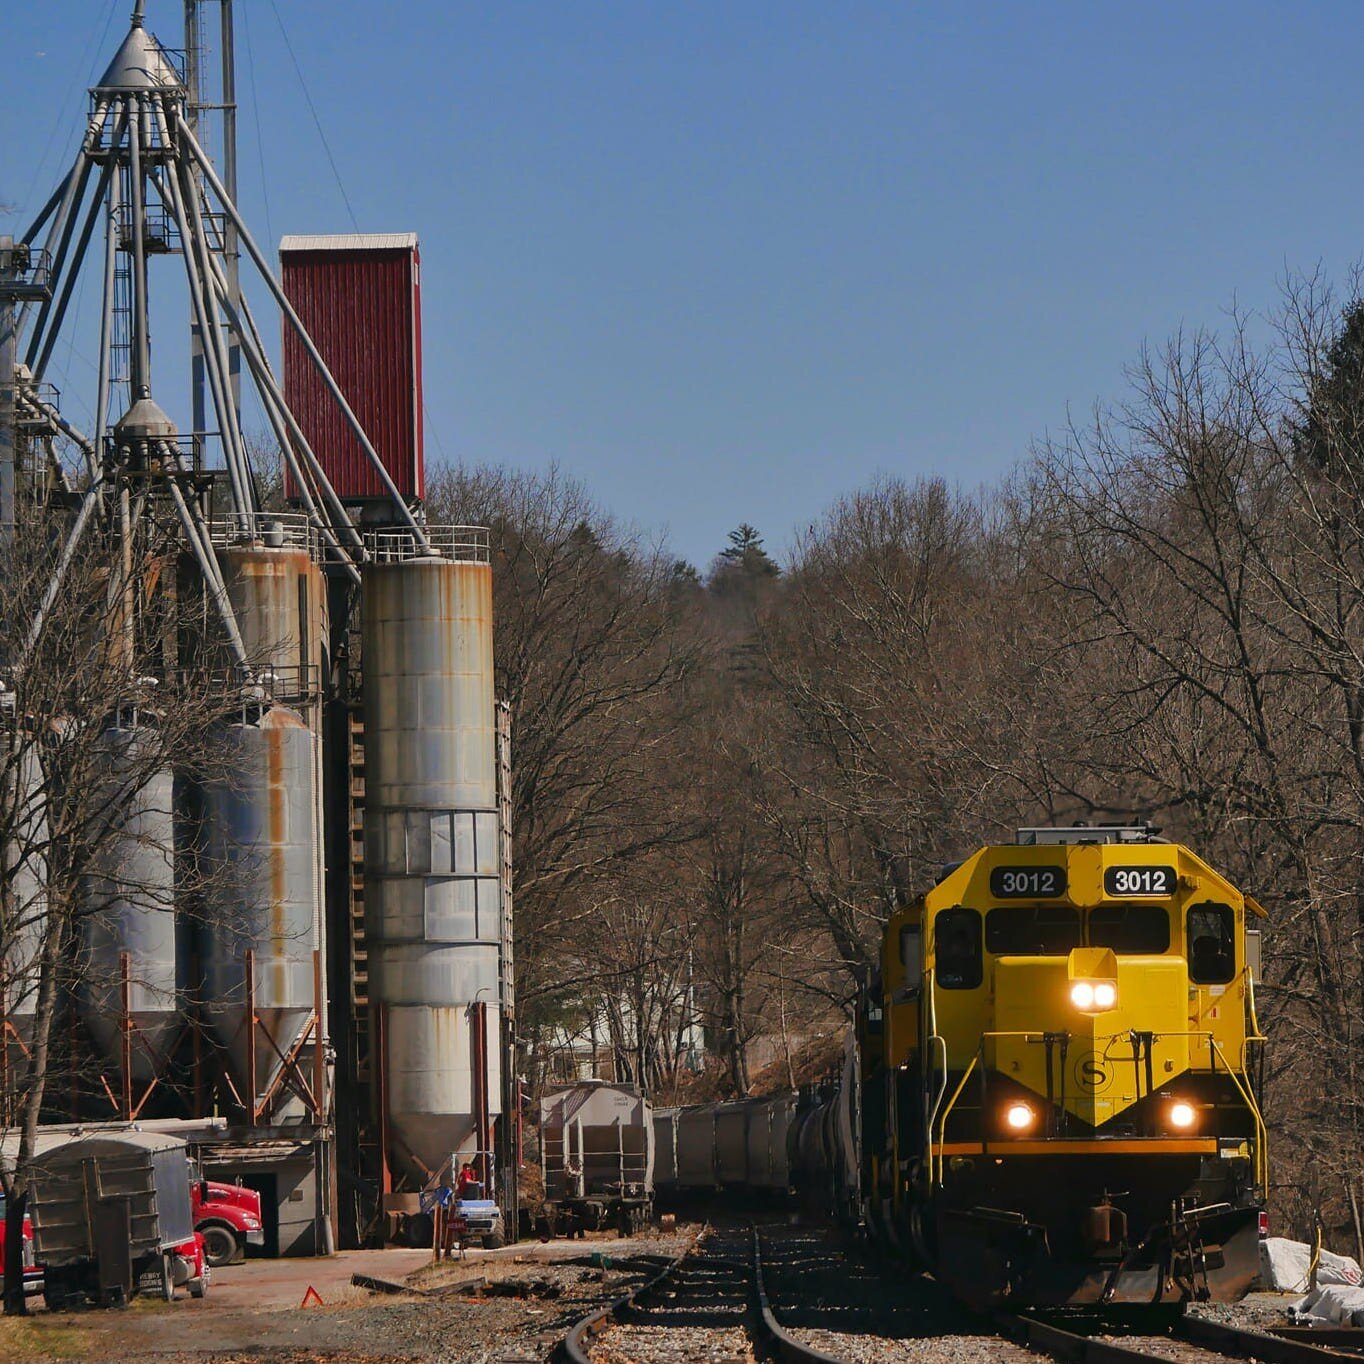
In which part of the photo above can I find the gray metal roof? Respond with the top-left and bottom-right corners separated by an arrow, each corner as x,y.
279,233 -> 418,253
93,23 -> 182,93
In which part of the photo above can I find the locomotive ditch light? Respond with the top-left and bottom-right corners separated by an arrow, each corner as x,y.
1070,979 -> 1117,1012
1005,1102 -> 1035,1132
1169,1100 -> 1197,1130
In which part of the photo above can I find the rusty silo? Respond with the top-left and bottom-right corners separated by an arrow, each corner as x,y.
201,704 -> 319,1117
200,515 -> 326,1121
362,528 -> 501,1182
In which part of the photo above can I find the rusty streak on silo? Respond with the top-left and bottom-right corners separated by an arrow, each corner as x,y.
201,703 -> 319,1115
201,516 -> 326,1121
362,528 -> 501,1182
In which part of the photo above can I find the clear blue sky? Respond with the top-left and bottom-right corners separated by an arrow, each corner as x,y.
3,2 -> 1363,569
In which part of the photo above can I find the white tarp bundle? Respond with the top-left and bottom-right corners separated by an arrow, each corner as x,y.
1289,1284 -> 1364,1326
1260,1237 -> 1362,1293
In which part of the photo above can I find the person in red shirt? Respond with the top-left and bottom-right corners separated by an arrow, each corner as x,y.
456,1161 -> 481,1201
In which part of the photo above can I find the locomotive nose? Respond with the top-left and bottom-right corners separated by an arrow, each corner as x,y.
992,950 -> 1191,1129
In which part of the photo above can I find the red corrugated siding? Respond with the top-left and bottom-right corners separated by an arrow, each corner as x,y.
280,244 -> 424,502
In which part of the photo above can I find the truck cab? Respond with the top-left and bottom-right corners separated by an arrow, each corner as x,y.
191,1180 -> 264,1267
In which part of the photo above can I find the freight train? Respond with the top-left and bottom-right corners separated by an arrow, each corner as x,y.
656,825 -> 1268,1310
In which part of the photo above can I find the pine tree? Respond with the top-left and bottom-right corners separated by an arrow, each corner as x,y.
1293,299 -> 1364,474
713,524 -> 779,582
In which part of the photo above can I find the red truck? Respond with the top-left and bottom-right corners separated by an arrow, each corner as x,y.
0,1192 -> 43,1297
192,1180 -> 264,1267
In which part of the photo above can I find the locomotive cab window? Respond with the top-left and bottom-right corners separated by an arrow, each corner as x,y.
934,907 -> 982,989
1089,903 -> 1170,954
900,925 -> 923,983
1187,901 -> 1236,983
986,905 -> 1081,955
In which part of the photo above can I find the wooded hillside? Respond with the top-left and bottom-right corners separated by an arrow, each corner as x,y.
433,275 -> 1364,1252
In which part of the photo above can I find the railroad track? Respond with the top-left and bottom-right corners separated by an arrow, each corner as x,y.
558,1221 -> 841,1363
560,1215 -> 1349,1364
1003,1308 -> 1353,1364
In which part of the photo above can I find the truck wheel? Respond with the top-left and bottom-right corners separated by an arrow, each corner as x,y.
189,1269 -> 207,1300
199,1224 -> 239,1268
159,1254 -> 176,1302
481,1232 -> 506,1250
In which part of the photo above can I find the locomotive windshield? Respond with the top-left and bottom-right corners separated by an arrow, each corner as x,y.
1089,903 -> 1170,953
984,902 -> 1171,955
985,905 -> 1080,955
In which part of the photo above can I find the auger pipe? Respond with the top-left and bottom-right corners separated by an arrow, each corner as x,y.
176,114 -> 430,549
224,320 -> 363,582
20,168 -> 76,248
17,98 -> 109,339
21,126 -> 102,362
153,157 -> 251,518
31,114 -> 125,383
94,155 -> 121,464
127,97 -> 151,395
19,474 -> 104,668
144,94 -> 255,520
17,393 -> 96,468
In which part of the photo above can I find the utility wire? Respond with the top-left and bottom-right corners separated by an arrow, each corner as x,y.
16,0 -> 120,224
239,0 -> 275,250
266,0 -> 360,231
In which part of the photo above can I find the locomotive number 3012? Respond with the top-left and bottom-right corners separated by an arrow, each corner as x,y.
1104,865 -> 1176,896
989,866 -> 1067,898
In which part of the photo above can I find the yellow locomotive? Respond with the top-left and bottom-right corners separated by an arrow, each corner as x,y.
861,824 -> 1267,1307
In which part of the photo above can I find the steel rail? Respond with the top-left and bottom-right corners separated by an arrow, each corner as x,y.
558,1232 -> 696,1363
751,1225 -> 847,1364
999,1309 -> 1348,1364
1177,1314 -> 1350,1362
558,1222 -> 850,1364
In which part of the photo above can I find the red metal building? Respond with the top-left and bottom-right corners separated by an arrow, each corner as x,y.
279,233 -> 424,503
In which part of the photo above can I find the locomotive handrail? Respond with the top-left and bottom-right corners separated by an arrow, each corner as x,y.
924,1032 -> 948,1175
931,1030 -> 1052,1185
1208,1035 -> 1268,1188
933,1055 -> 978,1185
924,967 -> 950,1181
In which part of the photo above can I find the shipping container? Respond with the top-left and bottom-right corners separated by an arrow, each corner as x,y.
279,233 -> 424,504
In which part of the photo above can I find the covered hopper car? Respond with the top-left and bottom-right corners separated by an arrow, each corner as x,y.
539,1081 -> 654,1236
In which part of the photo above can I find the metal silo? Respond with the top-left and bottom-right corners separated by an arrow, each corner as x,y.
215,516 -> 327,693
362,528 -> 502,1182
1,736 -> 48,1047
204,514 -> 326,1122
80,710 -> 178,1084
201,703 -> 319,1116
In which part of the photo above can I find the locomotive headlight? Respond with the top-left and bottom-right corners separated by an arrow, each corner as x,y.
1169,1101 -> 1197,1130
1005,1102 -> 1035,1132
1070,979 -> 1117,1012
